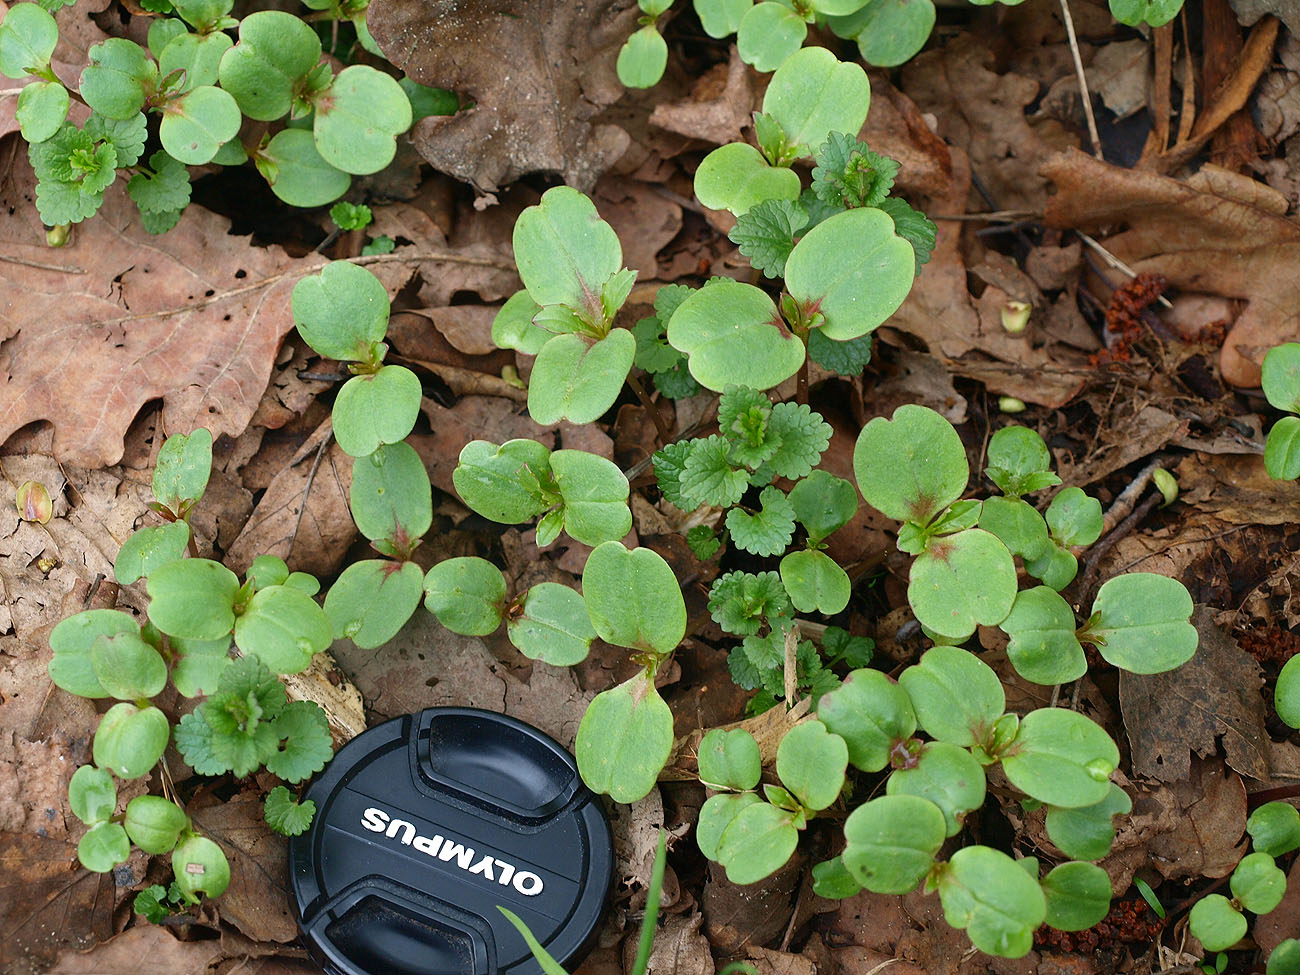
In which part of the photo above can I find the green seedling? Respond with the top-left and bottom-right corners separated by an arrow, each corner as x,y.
1262,343 -> 1300,481
1107,0 -> 1184,26
616,0 -> 671,89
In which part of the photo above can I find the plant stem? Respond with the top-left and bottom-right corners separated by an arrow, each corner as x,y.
795,357 -> 809,406
626,373 -> 673,445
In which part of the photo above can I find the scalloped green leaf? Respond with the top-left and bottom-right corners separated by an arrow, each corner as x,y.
313,65 -> 412,175
666,278 -> 804,392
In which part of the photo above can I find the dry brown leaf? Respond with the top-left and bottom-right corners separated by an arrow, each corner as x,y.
1174,452 -> 1300,525
1055,404 -> 1186,489
0,156 -> 322,467
1043,148 -> 1300,387
1147,759 -> 1247,879
634,915 -> 714,975
0,833 -> 120,971
367,0 -> 635,191
649,47 -> 754,147
1254,853 -> 1300,955
594,177 -> 683,282
861,76 -> 953,199
48,925 -> 226,975
1119,606 -> 1269,782
701,856 -> 801,954
223,430 -> 356,579
743,946 -> 813,975
189,791 -> 297,943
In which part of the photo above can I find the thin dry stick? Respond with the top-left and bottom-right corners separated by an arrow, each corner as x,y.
1076,232 -> 1175,310
288,432 -> 332,561
1058,0 -> 1103,159
0,253 -> 86,273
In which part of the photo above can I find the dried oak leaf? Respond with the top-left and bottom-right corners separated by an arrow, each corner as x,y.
367,0 -> 637,192
649,46 -> 754,148
1043,148 -> 1300,387
1146,758 -> 1247,879
1119,606 -> 1269,782
0,155 -> 319,468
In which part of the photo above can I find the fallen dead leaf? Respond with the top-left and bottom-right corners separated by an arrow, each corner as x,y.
367,0 -> 636,191
1146,758 -> 1247,880
649,47 -> 754,148
632,914 -> 714,975
1119,606 -> 1269,782
1254,851 -> 1300,955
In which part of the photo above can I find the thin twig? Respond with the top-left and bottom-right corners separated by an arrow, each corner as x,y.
1076,493 -> 1161,606
1076,232 -> 1174,310
0,253 -> 86,273
1058,0 -> 1104,159
627,372 -> 674,445
289,432 -> 332,561
1098,457 -> 1165,538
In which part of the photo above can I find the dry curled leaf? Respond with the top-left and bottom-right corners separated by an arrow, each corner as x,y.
367,0 -> 636,192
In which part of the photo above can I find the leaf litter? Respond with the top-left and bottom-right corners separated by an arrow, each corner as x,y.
9,0 -> 1300,972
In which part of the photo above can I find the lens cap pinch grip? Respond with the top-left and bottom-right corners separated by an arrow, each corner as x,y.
288,707 -> 614,975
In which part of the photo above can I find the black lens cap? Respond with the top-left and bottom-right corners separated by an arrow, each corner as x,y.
288,707 -> 613,975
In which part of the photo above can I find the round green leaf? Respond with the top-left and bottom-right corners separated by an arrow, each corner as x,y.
666,278 -> 804,392
1041,861 -> 1111,931
1189,894 -> 1247,952
1088,573 -> 1196,674
172,834 -> 231,902
698,728 -> 762,792
908,528 -> 1017,640
582,541 -> 685,654
124,795 -> 188,854
217,10 -> 320,120
114,520 -> 191,586
1269,939 -> 1300,975
886,741 -> 985,837
170,0 -> 234,31
937,846 -> 1046,958
324,559 -> 422,648
811,855 -> 864,899
348,441 -> 433,547
1045,486 -> 1102,547
246,555 -> 289,592
1264,343 -> 1300,413
1247,801 -> 1300,858
80,38 -> 156,120
1044,783 -> 1131,861
158,31 -> 231,91
853,404 -> 968,524
1107,0 -> 1189,27
50,609 -> 140,698
507,582 -> 596,666
146,558 -> 239,640
234,584 -> 331,674
153,427 -> 212,512
78,821 -> 130,873
780,548 -> 850,615
842,794 -> 945,894
698,792 -> 762,862
260,128 -> 351,207
148,18 -> 189,58
333,365 -> 422,458
69,765 -> 117,825
423,557 -> 507,637
716,801 -> 799,884
817,668 -> 916,772
313,64 -> 412,175
575,673 -> 674,803
492,290 -> 548,356
978,496 -> 1050,561
453,438 -> 552,524
292,260 -> 389,362
762,45 -> 869,156
93,702 -> 169,779
16,79 -> 69,142
1279,654 -> 1300,729
0,3 -> 58,79
694,142 -> 802,216
91,630 -> 168,700
776,720 -> 847,811
1266,416 -> 1300,480
736,2 -> 805,72
527,329 -> 635,426
617,25 -> 667,88
828,0 -> 935,68
513,186 -> 623,319
788,470 -> 857,542
1231,851 -> 1286,915
785,207 -> 914,341
898,646 -> 1004,748
694,0 -> 753,37
170,635 -> 231,698
985,425 -> 1056,496
1001,586 -> 1087,685
1025,541 -> 1078,591
1001,708 -> 1119,808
